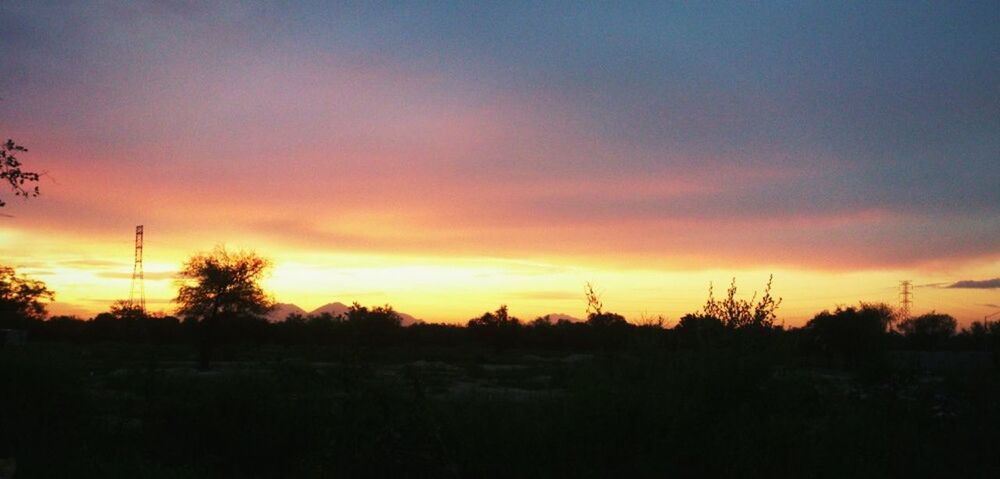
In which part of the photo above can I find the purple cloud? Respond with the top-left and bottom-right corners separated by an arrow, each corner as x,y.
948,278 -> 1000,289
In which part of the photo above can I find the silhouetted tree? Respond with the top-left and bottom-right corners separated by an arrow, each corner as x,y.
404,321 -> 466,347
898,312 -> 957,351
0,265 -> 53,329
86,301 -> 150,342
587,311 -> 630,349
802,303 -> 894,361
108,299 -> 146,321
674,313 -> 726,349
346,303 -> 402,328
468,305 -> 519,329
85,301 -> 183,343
143,314 -> 183,344
306,312 -> 343,344
174,247 -> 273,370
468,305 -> 521,349
1,139 -> 41,208
35,315 -> 86,341
586,312 -> 628,328
90,312 -> 130,343
344,302 -> 403,345
530,315 -> 555,328
966,320 -> 1000,366
956,320 -> 1000,353
582,282 -> 631,347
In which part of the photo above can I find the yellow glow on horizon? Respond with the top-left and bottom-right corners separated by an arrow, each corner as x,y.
3,223 -> 998,326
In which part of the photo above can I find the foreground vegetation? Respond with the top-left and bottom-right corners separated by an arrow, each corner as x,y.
3,260 -> 1000,477
3,338 -> 998,478
3,301 -> 1000,477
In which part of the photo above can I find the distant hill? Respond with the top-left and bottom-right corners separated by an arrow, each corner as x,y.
268,301 -> 419,326
267,303 -> 308,322
309,302 -> 351,318
538,313 -> 584,323
397,312 -> 420,326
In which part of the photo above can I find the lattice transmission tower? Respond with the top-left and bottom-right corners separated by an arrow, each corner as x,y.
898,280 -> 912,320
128,225 -> 145,313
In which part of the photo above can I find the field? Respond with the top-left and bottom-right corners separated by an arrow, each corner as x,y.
3,341 -> 998,478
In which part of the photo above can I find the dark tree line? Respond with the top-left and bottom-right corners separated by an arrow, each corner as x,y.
20,302 -> 992,355
5,264 -> 998,367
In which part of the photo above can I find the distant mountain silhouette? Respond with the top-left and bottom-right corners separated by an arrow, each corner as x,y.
268,301 -> 419,326
539,313 -> 583,323
267,303 -> 307,322
394,312 -> 419,326
309,302 -> 352,318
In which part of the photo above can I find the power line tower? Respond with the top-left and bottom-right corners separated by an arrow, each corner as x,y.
898,280 -> 912,320
128,225 -> 145,313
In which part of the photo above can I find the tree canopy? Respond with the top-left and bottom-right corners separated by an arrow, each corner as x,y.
468,305 -> 520,330
899,312 -> 957,350
174,247 -> 273,322
174,247 -> 273,369
0,265 -> 54,328
803,303 -> 894,358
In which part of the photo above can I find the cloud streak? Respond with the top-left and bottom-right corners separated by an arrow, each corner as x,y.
947,278 -> 1000,290
507,291 -> 581,302
94,271 -> 177,281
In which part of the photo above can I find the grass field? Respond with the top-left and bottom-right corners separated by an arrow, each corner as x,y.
2,341 -> 998,478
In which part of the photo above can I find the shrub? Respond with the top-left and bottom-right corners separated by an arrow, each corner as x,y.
898,312 -> 957,350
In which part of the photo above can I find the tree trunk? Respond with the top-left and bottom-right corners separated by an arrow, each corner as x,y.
197,313 -> 217,371
198,336 -> 212,371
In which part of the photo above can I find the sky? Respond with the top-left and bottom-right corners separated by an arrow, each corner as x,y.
1,1 -> 998,325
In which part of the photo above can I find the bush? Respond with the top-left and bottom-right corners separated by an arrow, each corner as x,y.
674,314 -> 726,349
700,275 -> 781,330
344,303 -> 403,346
467,305 -> 521,349
805,304 -> 892,354
899,312 -> 957,351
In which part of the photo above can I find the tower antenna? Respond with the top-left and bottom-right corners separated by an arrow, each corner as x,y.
898,280 -> 912,321
128,225 -> 145,313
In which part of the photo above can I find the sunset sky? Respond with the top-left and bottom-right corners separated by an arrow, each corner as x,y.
1,2 -> 997,325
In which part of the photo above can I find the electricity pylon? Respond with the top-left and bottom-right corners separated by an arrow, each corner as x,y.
898,280 -> 912,320
128,225 -> 145,313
